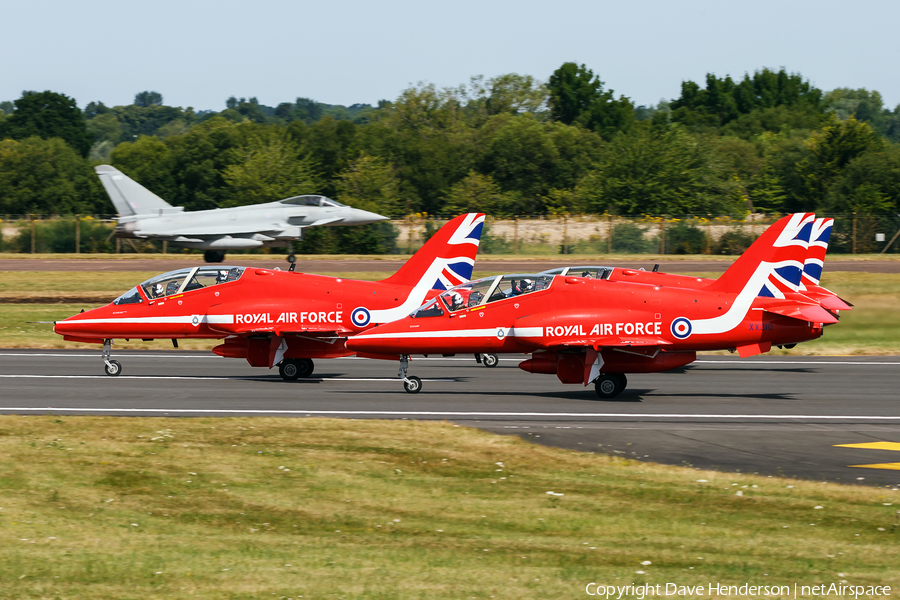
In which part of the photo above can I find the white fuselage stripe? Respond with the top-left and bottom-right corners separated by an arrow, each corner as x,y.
354,326 -> 543,341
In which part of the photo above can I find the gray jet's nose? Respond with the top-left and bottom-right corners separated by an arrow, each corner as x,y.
341,208 -> 389,226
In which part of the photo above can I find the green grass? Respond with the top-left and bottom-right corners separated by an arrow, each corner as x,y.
0,416 -> 897,599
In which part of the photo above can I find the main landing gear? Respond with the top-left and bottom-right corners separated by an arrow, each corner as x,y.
474,353 -> 499,368
593,373 -> 627,399
398,354 -> 422,393
278,358 -> 314,381
102,339 -> 121,376
204,250 -> 225,263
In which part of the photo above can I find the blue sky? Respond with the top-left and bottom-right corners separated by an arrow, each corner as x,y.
2,0 -> 898,111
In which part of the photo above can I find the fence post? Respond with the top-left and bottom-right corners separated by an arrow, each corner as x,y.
706,215 -> 711,254
407,215 -> 413,255
116,237 -> 120,254
852,212 -> 857,254
30,215 -> 36,254
562,214 -> 568,255
513,216 -> 519,254
162,240 -> 167,254
607,214 -> 612,253
75,215 -> 80,254
659,218 -> 666,255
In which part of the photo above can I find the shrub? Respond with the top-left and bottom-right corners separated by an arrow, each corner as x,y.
609,222 -> 655,253
713,229 -> 757,255
664,221 -> 707,254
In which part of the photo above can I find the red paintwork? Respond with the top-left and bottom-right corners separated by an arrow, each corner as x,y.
53,213 -> 486,370
346,213 -> 844,388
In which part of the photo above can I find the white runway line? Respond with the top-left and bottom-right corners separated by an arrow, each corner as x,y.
0,375 -> 455,382
0,407 -> 898,419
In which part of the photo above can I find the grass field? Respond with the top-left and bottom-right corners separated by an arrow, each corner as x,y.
0,416 -> 898,599
1,271 -> 897,354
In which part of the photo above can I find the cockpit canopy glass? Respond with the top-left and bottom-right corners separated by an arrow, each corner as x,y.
113,286 -> 143,305
279,195 -> 345,207
424,274 -> 554,316
540,266 -> 613,280
140,266 -> 245,300
410,297 -> 445,319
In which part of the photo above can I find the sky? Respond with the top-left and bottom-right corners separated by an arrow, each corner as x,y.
2,0 -> 899,112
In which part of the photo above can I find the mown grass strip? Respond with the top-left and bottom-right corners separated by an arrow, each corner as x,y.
0,416 -> 897,599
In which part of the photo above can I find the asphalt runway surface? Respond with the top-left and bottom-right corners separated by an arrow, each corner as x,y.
1,350 -> 899,487
3,258 -> 900,274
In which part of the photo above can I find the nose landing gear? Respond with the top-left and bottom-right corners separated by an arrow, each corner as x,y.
102,339 -> 122,376
398,354 -> 422,393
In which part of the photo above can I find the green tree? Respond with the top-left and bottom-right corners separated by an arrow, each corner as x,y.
0,137 -> 105,214
222,135 -> 322,207
797,115 -> 884,208
441,171 -> 516,215
547,62 -> 633,138
0,91 -> 93,156
334,153 -> 403,215
134,91 -> 163,107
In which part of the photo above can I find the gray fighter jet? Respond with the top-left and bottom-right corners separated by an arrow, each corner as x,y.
95,165 -> 388,263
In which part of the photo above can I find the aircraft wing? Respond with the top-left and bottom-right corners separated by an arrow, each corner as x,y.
546,336 -> 672,350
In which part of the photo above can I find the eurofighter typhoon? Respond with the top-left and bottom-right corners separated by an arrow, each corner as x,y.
96,165 -> 388,263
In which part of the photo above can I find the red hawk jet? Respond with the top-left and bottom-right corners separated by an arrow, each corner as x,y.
346,213 -> 843,396
54,213 -> 486,378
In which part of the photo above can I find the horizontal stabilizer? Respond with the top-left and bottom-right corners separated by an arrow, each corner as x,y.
761,303 -> 839,324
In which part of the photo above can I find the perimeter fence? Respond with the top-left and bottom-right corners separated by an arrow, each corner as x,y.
2,213 -> 900,255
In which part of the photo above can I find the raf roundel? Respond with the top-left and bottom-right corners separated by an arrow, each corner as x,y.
670,316 -> 692,339
351,307 -> 371,327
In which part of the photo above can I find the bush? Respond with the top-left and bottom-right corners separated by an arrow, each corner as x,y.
10,218 -> 115,253
713,229 -> 757,255
295,221 -> 399,255
478,222 -> 511,254
664,221 -> 707,254
609,222 -> 655,253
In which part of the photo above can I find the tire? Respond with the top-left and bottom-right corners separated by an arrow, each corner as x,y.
279,358 -> 314,381
287,253 -> 296,263
204,250 -> 225,263
594,374 -> 622,398
104,360 -> 122,377
403,376 -> 422,394
482,353 -> 499,368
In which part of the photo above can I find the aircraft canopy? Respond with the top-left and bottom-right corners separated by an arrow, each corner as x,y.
279,195 -> 345,208
410,274 -> 554,318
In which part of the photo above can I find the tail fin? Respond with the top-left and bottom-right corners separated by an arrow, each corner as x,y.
707,213 -> 815,297
95,165 -> 174,216
802,217 -> 833,286
381,213 -> 485,289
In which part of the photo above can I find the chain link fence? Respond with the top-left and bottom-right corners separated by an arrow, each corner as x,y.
2,213 -> 900,255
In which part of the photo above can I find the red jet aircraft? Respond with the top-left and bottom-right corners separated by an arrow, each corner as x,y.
346,213 -> 844,396
54,213 -> 486,378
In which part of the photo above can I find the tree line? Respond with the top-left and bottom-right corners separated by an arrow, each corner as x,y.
1,64 -> 900,224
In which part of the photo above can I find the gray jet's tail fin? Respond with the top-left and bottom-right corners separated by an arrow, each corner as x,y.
95,165 -> 174,216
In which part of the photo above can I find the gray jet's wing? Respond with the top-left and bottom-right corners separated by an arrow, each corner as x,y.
95,165 -> 177,216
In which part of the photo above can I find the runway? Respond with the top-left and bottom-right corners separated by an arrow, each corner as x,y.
1,350 -> 899,487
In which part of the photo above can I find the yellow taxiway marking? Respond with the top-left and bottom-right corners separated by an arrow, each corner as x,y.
835,441 -> 900,470
848,463 -> 900,471
835,442 -> 900,451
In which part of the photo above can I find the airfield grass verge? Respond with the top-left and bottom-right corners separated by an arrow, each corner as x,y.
0,416 -> 898,599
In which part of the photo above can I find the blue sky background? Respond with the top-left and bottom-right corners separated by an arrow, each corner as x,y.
2,0 -> 897,111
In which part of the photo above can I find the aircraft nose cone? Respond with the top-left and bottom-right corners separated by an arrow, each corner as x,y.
344,208 -> 389,226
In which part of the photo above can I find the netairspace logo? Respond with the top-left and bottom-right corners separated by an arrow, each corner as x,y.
584,582 -> 892,599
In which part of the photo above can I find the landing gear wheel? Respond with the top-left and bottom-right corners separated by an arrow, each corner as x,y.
278,358 -> 314,381
104,360 -> 122,377
204,250 -> 225,263
403,376 -> 422,394
287,253 -> 296,263
481,353 -> 499,368
594,373 -> 626,398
